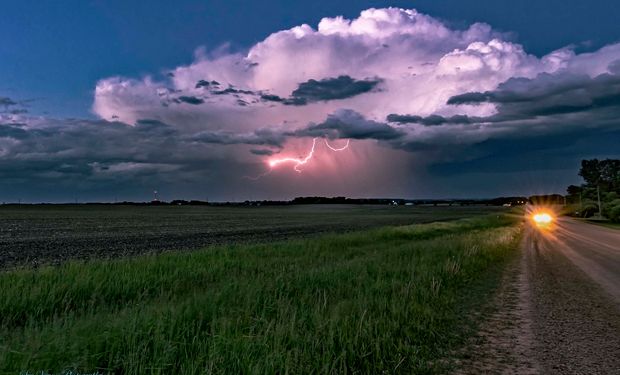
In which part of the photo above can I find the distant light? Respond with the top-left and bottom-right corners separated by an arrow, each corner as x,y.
533,212 -> 553,224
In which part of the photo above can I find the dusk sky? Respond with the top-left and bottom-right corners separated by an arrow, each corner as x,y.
1,0 -> 620,202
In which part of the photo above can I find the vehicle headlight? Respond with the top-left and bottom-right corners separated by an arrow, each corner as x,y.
532,212 -> 553,225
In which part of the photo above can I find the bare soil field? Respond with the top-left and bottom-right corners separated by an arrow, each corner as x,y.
0,204 -> 502,268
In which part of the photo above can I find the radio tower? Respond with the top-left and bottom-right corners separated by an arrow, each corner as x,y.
152,189 -> 160,204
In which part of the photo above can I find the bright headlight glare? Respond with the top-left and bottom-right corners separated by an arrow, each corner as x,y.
533,213 -> 553,224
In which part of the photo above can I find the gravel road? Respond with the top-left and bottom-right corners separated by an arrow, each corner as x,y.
548,218 -> 620,303
458,218 -> 620,374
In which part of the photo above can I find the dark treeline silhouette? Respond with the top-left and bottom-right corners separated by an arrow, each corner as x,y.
1,196 -> 534,207
529,194 -> 565,205
566,158 -> 620,221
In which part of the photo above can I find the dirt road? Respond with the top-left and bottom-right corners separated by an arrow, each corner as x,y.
546,218 -> 620,303
458,218 -> 620,374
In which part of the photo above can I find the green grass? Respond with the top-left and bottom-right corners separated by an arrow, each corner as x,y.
585,219 -> 620,229
0,214 -> 521,374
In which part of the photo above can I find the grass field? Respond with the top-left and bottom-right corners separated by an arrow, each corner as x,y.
0,212 -> 521,374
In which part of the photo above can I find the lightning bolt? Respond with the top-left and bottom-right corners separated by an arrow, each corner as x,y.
268,138 -> 349,172
324,138 -> 350,152
245,138 -> 350,179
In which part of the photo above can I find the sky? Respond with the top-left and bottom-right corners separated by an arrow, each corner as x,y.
1,1 -> 620,202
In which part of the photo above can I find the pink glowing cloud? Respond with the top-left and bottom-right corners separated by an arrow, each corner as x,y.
89,7 -> 620,189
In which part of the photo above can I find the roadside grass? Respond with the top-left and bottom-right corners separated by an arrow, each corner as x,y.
585,219 -> 620,229
0,214 -> 521,374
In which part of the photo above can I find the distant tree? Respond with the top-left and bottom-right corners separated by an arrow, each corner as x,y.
579,159 -> 620,193
566,185 -> 582,196
581,199 -> 600,218
579,159 -> 603,186
566,185 -> 582,204
572,158 -> 620,218
603,199 -> 620,222
601,159 -> 620,193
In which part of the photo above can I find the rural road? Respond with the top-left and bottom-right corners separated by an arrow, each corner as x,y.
545,218 -> 620,303
458,217 -> 620,374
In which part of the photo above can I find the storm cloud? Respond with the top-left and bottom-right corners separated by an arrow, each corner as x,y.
386,114 -> 475,125
3,7 -> 620,200
447,67 -> 620,119
189,128 -> 285,147
176,96 -> 205,105
290,75 -> 382,102
295,109 -> 405,140
0,97 -> 18,107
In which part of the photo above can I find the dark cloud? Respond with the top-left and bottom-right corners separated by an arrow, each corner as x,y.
386,114 -> 474,125
291,75 -> 382,102
216,76 -> 381,107
212,87 -> 255,96
294,109 -> 404,140
385,114 -> 424,123
0,123 -> 29,139
250,148 -> 276,156
260,94 -> 284,103
446,92 -> 491,105
378,67 -> 620,174
195,80 -> 221,89
259,94 -> 307,106
447,67 -> 620,120
0,117 -> 276,201
0,96 -> 29,115
0,119 -> 183,185
429,128 -> 620,176
282,97 -> 308,106
189,128 -> 285,147
0,97 -> 17,107
9,109 -> 29,115
177,96 -> 205,105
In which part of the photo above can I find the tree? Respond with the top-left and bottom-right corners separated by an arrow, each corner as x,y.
579,159 -> 620,193
579,159 -> 603,186
603,199 -> 620,222
566,185 -> 582,204
600,159 -> 620,193
573,159 -> 620,218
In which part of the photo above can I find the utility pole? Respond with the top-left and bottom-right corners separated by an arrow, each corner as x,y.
597,184 -> 602,218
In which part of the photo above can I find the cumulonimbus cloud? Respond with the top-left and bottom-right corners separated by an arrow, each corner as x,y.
91,8 -> 620,140
93,7 -> 546,127
3,7 -> 620,200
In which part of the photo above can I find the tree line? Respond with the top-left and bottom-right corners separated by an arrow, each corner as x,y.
566,159 -> 620,222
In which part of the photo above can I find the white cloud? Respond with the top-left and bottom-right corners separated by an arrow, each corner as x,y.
92,8 -> 529,124
87,7 -> 620,187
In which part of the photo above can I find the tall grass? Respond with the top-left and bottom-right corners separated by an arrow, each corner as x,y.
0,215 -> 520,374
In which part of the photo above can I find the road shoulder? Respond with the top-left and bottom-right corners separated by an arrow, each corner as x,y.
453,235 -> 540,374
455,225 -> 620,374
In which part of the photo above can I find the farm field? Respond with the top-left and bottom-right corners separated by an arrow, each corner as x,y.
0,210 -> 522,374
0,204 -> 503,268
